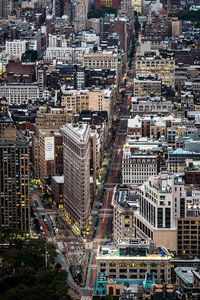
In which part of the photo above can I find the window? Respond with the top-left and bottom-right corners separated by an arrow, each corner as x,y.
120,263 -> 127,267
165,208 -> 171,228
157,208 -> 163,228
139,263 -> 147,268
100,263 -> 106,267
109,263 -> 116,267
139,269 -> 146,273
100,269 -> 106,272
109,269 -> 116,273
119,269 -> 126,273
129,263 -> 137,267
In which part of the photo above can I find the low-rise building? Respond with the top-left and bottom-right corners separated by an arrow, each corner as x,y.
175,267 -> 194,288
131,96 -> 172,115
0,83 -> 39,104
6,40 -> 27,59
61,88 -> 116,122
94,271 -> 156,297
96,239 -> 171,283
133,78 -> 162,97
112,186 -> 139,243
167,126 -> 196,144
136,54 -> 175,89
83,51 -> 118,70
127,115 -> 181,138
122,143 -> 157,186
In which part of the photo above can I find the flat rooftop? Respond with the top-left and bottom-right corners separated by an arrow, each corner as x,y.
174,267 -> 194,287
114,188 -> 139,208
62,123 -> 89,144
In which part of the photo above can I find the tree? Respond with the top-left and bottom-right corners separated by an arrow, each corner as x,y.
88,6 -> 118,19
0,239 -> 72,300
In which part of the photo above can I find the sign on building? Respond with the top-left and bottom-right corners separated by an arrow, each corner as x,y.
45,137 -> 55,161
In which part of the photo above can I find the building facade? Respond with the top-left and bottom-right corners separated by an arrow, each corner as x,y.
122,143 -> 157,185
136,55 -> 175,89
0,124 -> 30,233
112,186 -> 139,243
6,40 -> 27,59
44,47 -> 90,63
62,123 -> 90,233
133,78 -> 162,97
33,129 -> 63,184
0,83 -> 39,104
83,51 -> 118,70
135,173 -> 186,252
96,239 -> 171,283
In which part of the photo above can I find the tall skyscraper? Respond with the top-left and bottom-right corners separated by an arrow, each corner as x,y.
0,99 -> 30,233
62,123 -> 90,234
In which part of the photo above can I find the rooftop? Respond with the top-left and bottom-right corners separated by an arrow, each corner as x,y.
174,267 -> 194,287
96,240 -> 171,260
114,187 -> 139,208
62,122 -> 89,144
52,175 -> 64,184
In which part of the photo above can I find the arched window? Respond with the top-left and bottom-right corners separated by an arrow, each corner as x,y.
109,287 -> 114,295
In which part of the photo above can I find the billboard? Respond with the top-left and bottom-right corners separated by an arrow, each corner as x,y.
45,137 -> 55,161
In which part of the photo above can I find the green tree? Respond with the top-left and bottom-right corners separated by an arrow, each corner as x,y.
88,6 -> 118,19
0,239 -> 72,300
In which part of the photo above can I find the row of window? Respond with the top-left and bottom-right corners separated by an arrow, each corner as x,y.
102,262 -> 166,268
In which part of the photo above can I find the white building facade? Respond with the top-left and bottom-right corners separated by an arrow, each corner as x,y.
122,143 -> 157,185
135,173 -> 186,252
6,40 -> 27,59
44,47 -> 90,63
0,83 -> 39,104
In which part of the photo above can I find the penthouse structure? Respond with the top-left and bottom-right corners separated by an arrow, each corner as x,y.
62,123 -> 90,233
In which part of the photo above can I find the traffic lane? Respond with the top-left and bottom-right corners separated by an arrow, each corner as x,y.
87,109 -> 128,293
34,195 -> 83,296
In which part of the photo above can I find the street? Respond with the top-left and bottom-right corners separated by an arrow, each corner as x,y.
85,91 -> 131,296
